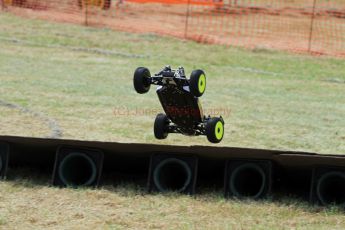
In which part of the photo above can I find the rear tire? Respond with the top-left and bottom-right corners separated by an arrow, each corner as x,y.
154,114 -> 169,139
189,69 -> 206,97
134,67 -> 151,94
206,117 -> 224,143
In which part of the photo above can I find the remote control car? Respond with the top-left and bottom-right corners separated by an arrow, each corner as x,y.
133,65 -> 224,143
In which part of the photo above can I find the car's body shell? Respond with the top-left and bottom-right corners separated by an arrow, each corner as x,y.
157,84 -> 204,134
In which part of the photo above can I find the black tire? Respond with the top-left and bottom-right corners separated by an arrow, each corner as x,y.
134,67 -> 151,94
206,117 -> 224,143
189,69 -> 206,97
154,113 -> 169,139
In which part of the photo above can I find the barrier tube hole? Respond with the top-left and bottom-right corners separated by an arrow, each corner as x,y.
0,155 -> 2,173
153,158 -> 192,193
317,171 -> 345,206
58,152 -> 97,186
230,163 -> 266,199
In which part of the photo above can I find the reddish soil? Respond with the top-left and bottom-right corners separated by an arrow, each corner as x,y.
3,1 -> 345,57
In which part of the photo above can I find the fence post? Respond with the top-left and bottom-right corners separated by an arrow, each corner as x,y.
184,0 -> 191,39
85,0 -> 89,26
308,0 -> 317,53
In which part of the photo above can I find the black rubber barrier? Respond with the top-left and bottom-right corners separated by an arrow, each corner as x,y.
225,160 -> 272,199
317,172 -> 345,205
310,167 -> 345,206
148,154 -> 198,194
59,153 -> 97,186
274,168 -> 313,200
154,158 -> 192,192
0,142 -> 9,179
52,146 -> 104,187
2,135 -> 345,205
0,152 -> 2,173
230,164 -> 266,198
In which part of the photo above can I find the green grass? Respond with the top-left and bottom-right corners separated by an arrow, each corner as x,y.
1,168 -> 345,229
0,13 -> 344,154
0,12 -> 345,229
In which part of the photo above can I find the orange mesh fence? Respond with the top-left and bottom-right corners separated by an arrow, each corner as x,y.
127,0 -> 222,6
1,0 -> 345,57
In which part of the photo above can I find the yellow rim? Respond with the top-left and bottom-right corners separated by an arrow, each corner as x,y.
198,74 -> 206,94
215,121 -> 224,140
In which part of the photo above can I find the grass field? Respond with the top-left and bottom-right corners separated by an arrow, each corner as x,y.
0,12 -> 345,229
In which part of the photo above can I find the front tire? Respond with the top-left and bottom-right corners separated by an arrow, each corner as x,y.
206,117 -> 224,143
154,114 -> 169,139
134,67 -> 151,94
189,69 -> 206,97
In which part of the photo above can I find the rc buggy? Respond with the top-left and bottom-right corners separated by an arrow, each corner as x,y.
133,66 -> 224,143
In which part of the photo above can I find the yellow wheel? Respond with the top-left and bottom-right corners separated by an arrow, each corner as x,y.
190,69 -> 206,97
198,73 -> 206,95
214,120 -> 224,141
206,117 -> 224,143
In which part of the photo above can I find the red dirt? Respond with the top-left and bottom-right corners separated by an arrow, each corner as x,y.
3,1 -> 345,57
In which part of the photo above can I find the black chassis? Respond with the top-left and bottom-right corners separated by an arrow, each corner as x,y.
150,66 -> 216,136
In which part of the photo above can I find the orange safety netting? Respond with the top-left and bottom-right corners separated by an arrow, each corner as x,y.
127,0 -> 223,6
1,0 -> 345,57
